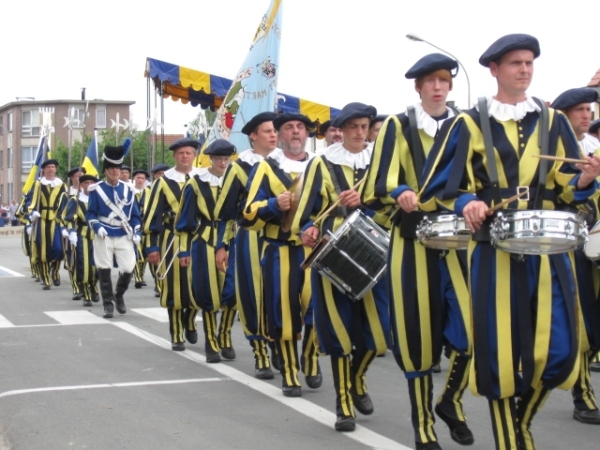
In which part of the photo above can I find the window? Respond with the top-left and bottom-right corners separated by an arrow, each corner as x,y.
0,116 -> 3,134
7,183 -> 13,203
22,110 -> 40,137
21,146 -> 36,172
7,113 -> 12,132
96,108 -> 106,128
70,108 -> 87,128
7,148 -> 12,168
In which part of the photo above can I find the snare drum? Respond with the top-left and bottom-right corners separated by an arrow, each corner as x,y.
416,214 -> 470,250
584,221 -> 600,261
301,210 -> 390,301
490,210 -> 587,255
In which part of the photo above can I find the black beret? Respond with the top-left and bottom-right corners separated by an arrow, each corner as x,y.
132,169 -> 150,179
241,111 -> 277,135
590,119 -> 600,135
370,115 -> 388,127
204,139 -> 237,156
273,113 -> 316,132
150,163 -> 170,173
405,53 -> 458,79
41,159 -> 59,169
479,33 -> 540,67
168,137 -> 200,151
331,102 -> 377,128
319,120 -> 332,135
67,167 -> 81,177
79,175 -> 99,184
121,165 -> 131,172
551,88 -> 599,111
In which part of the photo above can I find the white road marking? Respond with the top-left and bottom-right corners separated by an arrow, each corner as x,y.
112,322 -> 410,450
0,314 -> 15,328
0,266 -> 25,277
131,307 -> 202,323
44,310 -> 108,325
0,378 -> 224,399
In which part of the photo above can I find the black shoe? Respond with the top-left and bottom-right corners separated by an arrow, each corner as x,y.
305,371 -> 323,389
141,281 -> 147,286
206,347 -> 221,363
573,407 -> 600,424
416,442 -> 442,450
34,278 -> 41,282
590,362 -> 600,373
350,390 -> 374,415
115,300 -> 126,315
221,346 -> 236,360
334,415 -> 355,432
172,342 -> 186,352
103,306 -> 114,319
282,386 -> 302,397
255,367 -> 275,380
154,287 -> 160,298
42,285 -> 50,291
435,404 -> 475,445
185,329 -> 198,344
53,279 -> 60,287
432,364 -> 441,373
72,294 -> 82,300
92,293 -> 100,303
83,300 -> 93,307
135,282 -> 143,289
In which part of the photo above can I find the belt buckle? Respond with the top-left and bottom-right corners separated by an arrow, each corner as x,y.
517,186 -> 530,202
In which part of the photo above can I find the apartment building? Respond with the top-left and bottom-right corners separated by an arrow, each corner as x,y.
0,98 -> 134,202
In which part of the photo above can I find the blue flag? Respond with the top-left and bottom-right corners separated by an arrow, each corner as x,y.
22,135 -> 47,194
205,0 -> 282,153
82,131 -> 99,176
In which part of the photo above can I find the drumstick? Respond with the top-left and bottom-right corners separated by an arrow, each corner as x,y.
486,190 -> 530,213
588,228 -> 600,236
532,154 -> 590,165
312,178 -> 366,227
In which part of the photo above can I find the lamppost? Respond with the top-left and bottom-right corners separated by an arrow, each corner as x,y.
406,33 -> 472,109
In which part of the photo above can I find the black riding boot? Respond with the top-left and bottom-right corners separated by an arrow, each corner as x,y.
98,269 -> 115,319
115,272 -> 133,314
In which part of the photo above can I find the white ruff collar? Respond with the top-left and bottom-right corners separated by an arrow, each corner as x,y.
197,167 -> 222,187
324,142 -> 372,169
414,103 -> 457,137
164,167 -> 201,182
267,148 -> 314,174
238,148 -> 272,165
40,177 -> 63,187
580,134 -> 600,156
78,192 -> 89,202
134,187 -> 145,194
477,97 -> 541,122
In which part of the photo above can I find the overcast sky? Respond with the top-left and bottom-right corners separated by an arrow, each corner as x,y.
2,0 -> 599,134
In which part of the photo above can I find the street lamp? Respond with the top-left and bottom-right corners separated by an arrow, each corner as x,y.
406,33 -> 471,109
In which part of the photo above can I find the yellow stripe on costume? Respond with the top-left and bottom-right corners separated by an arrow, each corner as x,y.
496,252 -> 514,398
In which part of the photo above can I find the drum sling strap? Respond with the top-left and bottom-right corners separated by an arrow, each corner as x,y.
323,157 -> 348,218
396,107 -> 427,238
532,97 -> 549,210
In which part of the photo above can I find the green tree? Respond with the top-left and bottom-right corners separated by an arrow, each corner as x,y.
53,128 -> 172,180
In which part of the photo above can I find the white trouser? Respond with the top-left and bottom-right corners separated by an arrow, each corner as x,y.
93,235 -> 136,272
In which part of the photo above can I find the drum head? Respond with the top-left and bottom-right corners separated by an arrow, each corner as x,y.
301,234 -> 331,270
585,222 -> 600,260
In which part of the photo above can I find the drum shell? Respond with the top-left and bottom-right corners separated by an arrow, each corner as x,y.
584,220 -> 600,261
490,210 -> 587,255
309,210 -> 390,301
416,214 -> 470,250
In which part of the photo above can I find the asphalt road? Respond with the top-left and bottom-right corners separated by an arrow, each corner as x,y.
0,232 -> 598,450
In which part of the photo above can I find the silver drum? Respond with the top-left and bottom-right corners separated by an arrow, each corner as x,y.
490,210 -> 587,255
416,214 -> 471,250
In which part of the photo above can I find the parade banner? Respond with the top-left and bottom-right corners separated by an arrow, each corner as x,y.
203,0 -> 282,158
22,135 -> 47,194
82,131 -> 99,176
